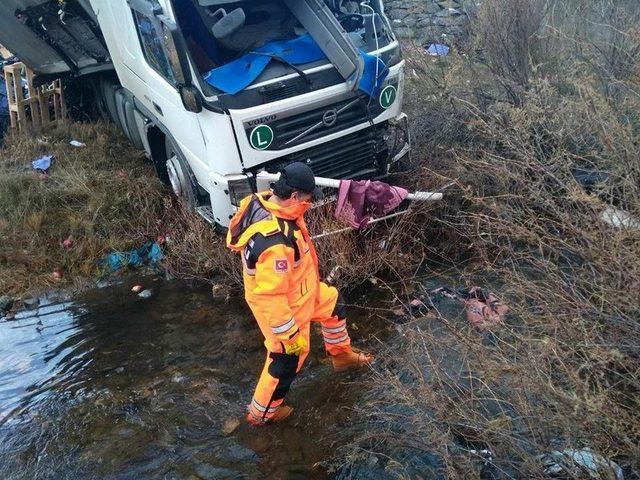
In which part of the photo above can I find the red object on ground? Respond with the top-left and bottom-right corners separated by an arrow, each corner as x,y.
463,287 -> 508,331
62,236 -> 74,249
335,180 -> 409,229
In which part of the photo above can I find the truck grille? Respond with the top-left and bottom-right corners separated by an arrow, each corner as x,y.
263,128 -> 382,179
245,93 -> 388,150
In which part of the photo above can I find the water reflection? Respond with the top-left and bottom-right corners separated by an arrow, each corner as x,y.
0,279 -> 379,479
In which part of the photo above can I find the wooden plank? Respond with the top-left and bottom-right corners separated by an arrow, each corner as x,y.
3,62 -> 66,131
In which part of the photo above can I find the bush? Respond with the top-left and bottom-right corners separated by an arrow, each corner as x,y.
335,0 -> 640,477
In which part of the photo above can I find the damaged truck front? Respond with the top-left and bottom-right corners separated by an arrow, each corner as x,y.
0,0 -> 409,228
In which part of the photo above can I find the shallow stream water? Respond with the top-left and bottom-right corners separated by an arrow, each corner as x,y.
0,278 -> 385,480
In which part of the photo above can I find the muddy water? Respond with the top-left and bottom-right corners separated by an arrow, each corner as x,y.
0,279 -> 384,480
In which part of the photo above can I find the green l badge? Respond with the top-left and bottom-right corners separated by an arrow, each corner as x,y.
250,124 -> 274,150
379,85 -> 397,109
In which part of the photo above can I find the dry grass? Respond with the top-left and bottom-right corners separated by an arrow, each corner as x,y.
0,122 -> 167,296
334,0 -> 640,478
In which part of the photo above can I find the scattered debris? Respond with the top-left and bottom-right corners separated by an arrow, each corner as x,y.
325,265 -> 342,285
52,269 -> 63,281
101,241 -> 165,272
335,179 -> 409,229
426,43 -> 450,56
391,297 -> 436,323
431,286 -> 508,331
131,285 -> 144,293
69,140 -> 86,147
61,235 -> 74,249
601,206 -> 640,231
137,289 -> 153,299
539,448 -> 623,480
211,283 -> 232,300
31,154 -> 54,171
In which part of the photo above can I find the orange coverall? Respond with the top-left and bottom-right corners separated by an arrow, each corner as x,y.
227,192 -> 351,424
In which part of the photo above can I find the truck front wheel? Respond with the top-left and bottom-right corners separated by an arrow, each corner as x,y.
165,138 -> 198,210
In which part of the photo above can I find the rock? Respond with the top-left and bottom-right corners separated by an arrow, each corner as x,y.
539,449 -> 623,480
387,8 -> 409,20
402,16 -> 418,27
194,463 -> 243,480
222,418 -> 240,435
334,454 -> 387,480
601,207 -> 640,231
393,26 -> 415,38
23,297 -> 39,309
131,284 -> 144,293
222,443 -> 258,462
0,295 -> 14,312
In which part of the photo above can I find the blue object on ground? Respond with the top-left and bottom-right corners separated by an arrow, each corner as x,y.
204,34 -> 326,95
357,51 -> 389,97
101,242 -> 164,272
426,43 -> 450,56
32,155 -> 54,171
0,78 -> 9,114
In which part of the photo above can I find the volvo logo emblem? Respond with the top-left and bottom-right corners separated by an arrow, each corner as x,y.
322,109 -> 338,127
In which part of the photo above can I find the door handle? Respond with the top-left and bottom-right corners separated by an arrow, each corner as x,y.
152,102 -> 163,116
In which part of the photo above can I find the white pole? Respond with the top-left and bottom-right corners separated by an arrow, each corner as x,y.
255,171 -> 443,201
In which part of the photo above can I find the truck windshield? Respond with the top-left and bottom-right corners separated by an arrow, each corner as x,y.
172,0 -> 394,98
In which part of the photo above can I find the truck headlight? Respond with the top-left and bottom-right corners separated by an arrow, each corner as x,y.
228,176 -> 254,207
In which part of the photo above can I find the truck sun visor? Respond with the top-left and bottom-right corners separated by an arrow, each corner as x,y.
203,34 -> 388,98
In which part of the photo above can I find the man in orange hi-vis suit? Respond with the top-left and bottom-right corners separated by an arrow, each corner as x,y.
227,162 -> 373,425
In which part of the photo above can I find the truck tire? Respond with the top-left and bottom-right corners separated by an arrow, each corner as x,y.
100,78 -> 120,127
115,89 -> 131,141
165,137 -> 198,210
124,99 -> 144,150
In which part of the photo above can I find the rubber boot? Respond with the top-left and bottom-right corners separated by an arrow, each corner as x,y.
246,405 -> 294,426
331,348 -> 374,372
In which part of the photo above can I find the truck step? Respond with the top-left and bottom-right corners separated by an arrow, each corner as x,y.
196,206 -> 216,225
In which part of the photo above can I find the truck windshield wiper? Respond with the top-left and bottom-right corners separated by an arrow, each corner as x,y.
248,51 -> 313,88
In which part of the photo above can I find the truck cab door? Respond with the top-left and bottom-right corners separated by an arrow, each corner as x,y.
105,0 -> 208,183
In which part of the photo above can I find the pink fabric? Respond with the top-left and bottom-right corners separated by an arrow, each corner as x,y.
463,287 -> 508,331
335,180 -> 409,229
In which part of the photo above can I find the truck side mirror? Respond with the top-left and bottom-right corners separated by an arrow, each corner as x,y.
180,85 -> 203,113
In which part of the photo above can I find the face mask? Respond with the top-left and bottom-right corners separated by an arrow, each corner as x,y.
274,197 -> 313,220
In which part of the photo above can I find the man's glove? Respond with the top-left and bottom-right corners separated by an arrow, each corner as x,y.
283,333 -> 307,356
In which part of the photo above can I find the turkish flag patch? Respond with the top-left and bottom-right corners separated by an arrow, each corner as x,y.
275,259 -> 289,273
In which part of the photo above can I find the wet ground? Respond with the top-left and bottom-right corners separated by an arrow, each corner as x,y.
0,278 -> 385,480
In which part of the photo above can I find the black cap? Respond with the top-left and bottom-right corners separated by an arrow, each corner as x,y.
281,162 -> 316,193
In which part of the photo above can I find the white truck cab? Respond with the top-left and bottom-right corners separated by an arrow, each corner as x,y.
0,0 -> 409,228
